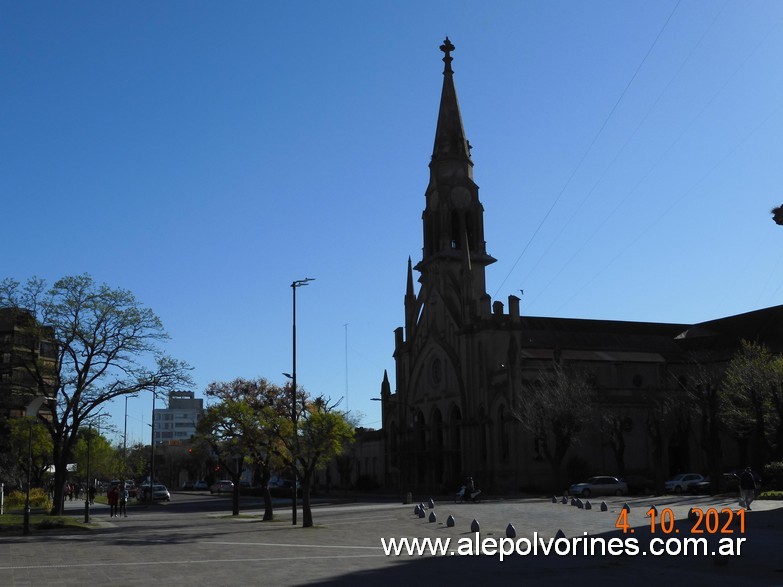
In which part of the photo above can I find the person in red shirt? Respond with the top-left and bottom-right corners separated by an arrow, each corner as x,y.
107,485 -> 119,518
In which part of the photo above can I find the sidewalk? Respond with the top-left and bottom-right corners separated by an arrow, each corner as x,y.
1,494 -> 780,586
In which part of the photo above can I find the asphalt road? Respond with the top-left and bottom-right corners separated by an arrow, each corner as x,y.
1,492 -> 781,586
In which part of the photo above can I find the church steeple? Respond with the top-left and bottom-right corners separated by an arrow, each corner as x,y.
417,38 -> 495,308
432,37 -> 472,166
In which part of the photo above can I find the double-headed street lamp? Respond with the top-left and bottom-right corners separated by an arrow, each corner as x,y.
287,277 -> 314,526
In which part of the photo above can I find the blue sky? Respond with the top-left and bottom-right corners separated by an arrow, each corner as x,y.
3,1 -> 783,445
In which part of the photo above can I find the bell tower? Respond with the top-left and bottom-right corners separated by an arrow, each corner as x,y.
416,38 -> 495,315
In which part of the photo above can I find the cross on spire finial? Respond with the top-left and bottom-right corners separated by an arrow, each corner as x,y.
440,37 -> 455,74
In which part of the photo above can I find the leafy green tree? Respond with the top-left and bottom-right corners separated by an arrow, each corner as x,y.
273,393 -> 355,527
196,398 -> 254,515
71,427 -> 122,484
198,378 -> 288,520
721,340 -> 783,465
124,442 -> 152,482
5,417 -> 53,489
0,274 -> 192,514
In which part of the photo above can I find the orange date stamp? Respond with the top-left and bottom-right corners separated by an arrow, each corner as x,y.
615,507 -> 746,534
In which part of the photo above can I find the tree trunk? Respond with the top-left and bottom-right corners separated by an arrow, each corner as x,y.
50,435 -> 71,516
302,470 -> 313,527
231,474 -> 241,516
260,468 -> 273,521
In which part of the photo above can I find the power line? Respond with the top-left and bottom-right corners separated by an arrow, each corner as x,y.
520,0 -> 728,307
493,0 -> 682,298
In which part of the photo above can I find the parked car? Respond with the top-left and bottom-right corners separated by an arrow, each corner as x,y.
138,484 -> 171,501
193,480 -> 208,490
268,479 -> 302,498
569,476 -> 628,498
664,473 -> 704,494
210,480 -> 234,494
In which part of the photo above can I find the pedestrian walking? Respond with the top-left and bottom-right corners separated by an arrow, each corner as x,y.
107,484 -> 119,517
119,484 -> 129,517
739,467 -> 758,510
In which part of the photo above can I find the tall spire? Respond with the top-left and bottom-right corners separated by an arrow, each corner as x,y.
432,37 -> 472,163
418,37 -> 495,308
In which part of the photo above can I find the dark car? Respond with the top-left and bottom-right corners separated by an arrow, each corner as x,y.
268,479 -> 302,498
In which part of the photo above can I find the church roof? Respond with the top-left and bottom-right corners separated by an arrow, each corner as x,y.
515,314 -> 688,358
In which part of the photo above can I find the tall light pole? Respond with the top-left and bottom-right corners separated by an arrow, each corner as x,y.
83,423 -> 92,523
149,391 -> 158,504
24,395 -> 54,536
289,277 -> 314,526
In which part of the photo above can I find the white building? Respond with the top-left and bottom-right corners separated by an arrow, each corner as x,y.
153,391 -> 203,445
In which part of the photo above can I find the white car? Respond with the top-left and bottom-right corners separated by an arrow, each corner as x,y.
569,476 -> 628,498
210,480 -> 234,494
664,473 -> 704,494
138,484 -> 171,501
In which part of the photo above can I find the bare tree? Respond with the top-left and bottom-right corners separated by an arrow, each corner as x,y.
0,275 -> 191,514
674,361 -> 726,493
601,409 -> 633,477
511,362 -> 596,493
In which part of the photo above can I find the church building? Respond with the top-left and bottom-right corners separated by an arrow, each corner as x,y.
379,39 -> 783,496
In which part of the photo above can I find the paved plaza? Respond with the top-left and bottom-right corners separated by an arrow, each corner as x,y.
0,493 -> 781,586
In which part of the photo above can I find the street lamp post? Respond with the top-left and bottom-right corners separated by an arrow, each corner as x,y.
24,396 -> 53,536
289,277 -> 314,526
149,391 -> 158,505
83,423 -> 92,523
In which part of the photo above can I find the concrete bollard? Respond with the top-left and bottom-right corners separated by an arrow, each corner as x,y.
428,498 -> 435,509
584,500 -> 592,510
600,502 -> 608,512
447,515 -> 455,527
414,505 -> 421,516
471,519 -> 480,533
552,496 -> 557,503
506,523 -> 516,538
561,496 -> 568,504
622,503 -> 630,512
418,508 -> 425,519
429,511 -> 437,523
555,529 -> 566,539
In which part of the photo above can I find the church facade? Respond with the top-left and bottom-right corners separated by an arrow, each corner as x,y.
378,39 -> 783,496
